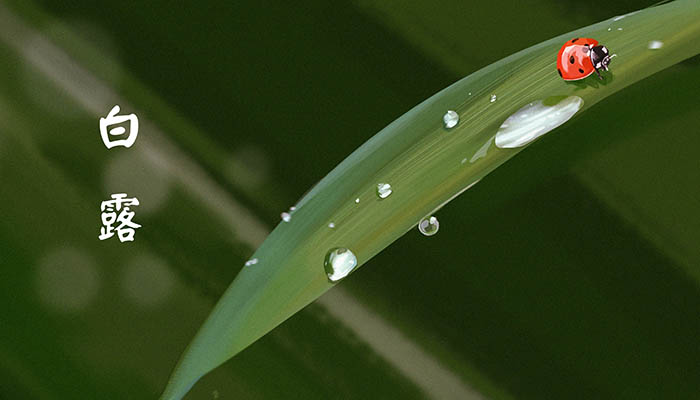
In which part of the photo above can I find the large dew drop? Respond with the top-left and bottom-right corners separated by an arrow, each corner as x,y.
495,96 -> 583,148
324,248 -> 358,282
418,216 -> 439,236
376,183 -> 393,199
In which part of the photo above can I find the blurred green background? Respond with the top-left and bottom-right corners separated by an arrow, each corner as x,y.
1,0 -> 699,399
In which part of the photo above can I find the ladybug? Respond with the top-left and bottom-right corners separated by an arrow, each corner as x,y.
556,37 -> 615,81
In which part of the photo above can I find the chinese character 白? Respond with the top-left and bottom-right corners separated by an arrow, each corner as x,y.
99,193 -> 141,242
99,105 -> 139,149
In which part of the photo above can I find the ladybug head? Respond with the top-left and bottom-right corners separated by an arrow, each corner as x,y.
590,45 -> 615,72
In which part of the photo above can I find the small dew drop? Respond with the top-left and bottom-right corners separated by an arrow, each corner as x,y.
607,27 -> 612,31
490,94 -> 497,103
443,110 -> 459,129
244,258 -> 258,266
418,216 -> 439,236
281,212 -> 291,222
289,206 -> 297,212
617,27 -> 623,31
468,92 -> 472,96
328,222 -> 336,228
376,183 -> 393,199
324,248 -> 358,282
648,40 -> 663,50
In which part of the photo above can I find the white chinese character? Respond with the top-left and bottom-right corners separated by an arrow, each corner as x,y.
99,193 -> 141,242
99,105 -> 139,149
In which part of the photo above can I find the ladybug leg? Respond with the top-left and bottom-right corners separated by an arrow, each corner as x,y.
595,68 -> 603,80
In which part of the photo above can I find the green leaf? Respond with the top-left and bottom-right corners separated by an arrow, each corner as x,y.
162,1 -> 700,398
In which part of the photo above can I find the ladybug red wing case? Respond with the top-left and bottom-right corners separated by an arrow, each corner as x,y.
556,37 -> 598,81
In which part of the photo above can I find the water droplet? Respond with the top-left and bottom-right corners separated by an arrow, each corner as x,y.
648,40 -> 663,50
355,197 -> 360,204
244,258 -> 258,266
617,27 -> 623,31
490,94 -> 497,103
607,27 -> 612,31
324,248 -> 358,282
495,96 -> 583,148
289,206 -> 296,212
376,183 -> 393,199
468,92 -> 472,96
443,110 -> 459,129
418,216 -> 439,236
281,212 -> 291,222
328,222 -> 336,228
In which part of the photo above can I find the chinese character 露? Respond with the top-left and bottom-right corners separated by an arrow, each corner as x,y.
99,193 -> 141,242
99,105 -> 139,149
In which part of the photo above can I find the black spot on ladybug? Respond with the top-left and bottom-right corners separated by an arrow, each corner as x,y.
558,68 -> 562,77
579,68 -> 585,73
570,56 -> 575,64
572,38 -> 579,43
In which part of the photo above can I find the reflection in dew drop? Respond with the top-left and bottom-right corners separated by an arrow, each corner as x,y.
324,248 -> 358,282
36,247 -> 100,313
376,183 -> 393,199
244,258 -> 258,266
495,96 -> 583,148
418,216 -> 439,236
617,28 -> 623,31
122,253 -> 176,308
328,222 -> 336,229
490,94 -> 497,103
289,206 -> 296,212
281,212 -> 291,222
607,27 -> 612,31
443,110 -> 459,129
648,40 -> 664,50
355,198 -> 360,204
